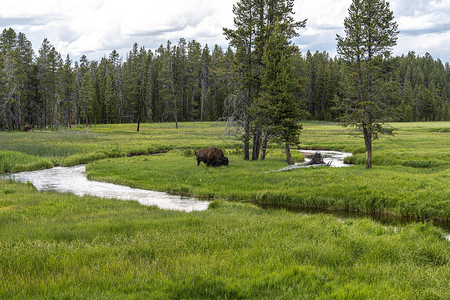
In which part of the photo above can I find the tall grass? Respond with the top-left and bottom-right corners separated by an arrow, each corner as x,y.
0,150 -> 53,173
0,180 -> 449,299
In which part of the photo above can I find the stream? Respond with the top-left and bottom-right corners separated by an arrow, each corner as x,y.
1,165 -> 209,212
1,150 -> 449,240
270,150 -> 353,172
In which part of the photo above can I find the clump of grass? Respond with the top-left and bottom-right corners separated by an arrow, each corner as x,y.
59,150 -> 119,166
428,127 -> 450,132
0,150 -> 53,173
183,149 -> 195,157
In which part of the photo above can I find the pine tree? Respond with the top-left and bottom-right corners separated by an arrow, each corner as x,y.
209,45 -> 230,120
104,75 -> 118,123
224,0 -> 305,160
0,29 -> 21,131
36,38 -> 54,128
186,40 -> 202,120
173,39 -> 187,122
123,43 -> 140,123
336,0 -> 399,169
200,44 -> 210,121
16,32 -> 35,128
259,22 -> 302,165
108,50 -> 124,123
157,41 -> 178,127
79,72 -> 94,126
60,55 -> 75,127
136,46 -> 150,131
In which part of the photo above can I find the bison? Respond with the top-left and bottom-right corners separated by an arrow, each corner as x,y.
195,147 -> 229,167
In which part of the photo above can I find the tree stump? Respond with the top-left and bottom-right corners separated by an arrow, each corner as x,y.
307,152 -> 325,165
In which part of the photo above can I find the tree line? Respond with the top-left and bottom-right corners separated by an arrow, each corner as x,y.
1,10 -> 450,133
0,29 -> 238,130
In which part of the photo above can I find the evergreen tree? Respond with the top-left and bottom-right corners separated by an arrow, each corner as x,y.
258,22 -> 302,164
79,72 -> 94,126
36,38 -> 61,129
60,55 -> 75,127
200,44 -> 210,121
136,46 -> 150,131
336,0 -> 399,169
104,74 -> 118,123
0,28 -> 21,130
186,40 -> 202,120
2,26 -> 450,128
224,0 -> 305,160
209,44 -> 231,121
16,32 -> 35,127
157,41 -> 178,127
123,43 -> 140,123
173,38 -> 187,122
108,50 -> 124,123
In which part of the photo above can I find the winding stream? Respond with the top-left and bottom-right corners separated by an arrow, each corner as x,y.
1,165 -> 209,212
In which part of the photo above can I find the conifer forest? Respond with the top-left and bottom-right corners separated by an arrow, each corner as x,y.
1,26 -> 450,132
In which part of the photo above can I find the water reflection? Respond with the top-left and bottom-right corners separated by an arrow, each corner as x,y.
2,165 -> 209,212
258,203 -> 450,234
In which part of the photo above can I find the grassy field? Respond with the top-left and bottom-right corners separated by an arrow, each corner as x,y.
87,150 -> 450,220
0,180 -> 449,299
0,121 -> 449,170
72,121 -> 449,220
0,122 -> 234,172
0,121 -> 449,219
0,121 -> 449,298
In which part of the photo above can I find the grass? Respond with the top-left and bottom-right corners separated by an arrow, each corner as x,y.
0,150 -> 53,173
0,180 -> 449,299
87,150 -> 450,220
0,122 -> 234,168
1,121 -> 449,219
0,121 -> 449,298
1,120 -> 448,169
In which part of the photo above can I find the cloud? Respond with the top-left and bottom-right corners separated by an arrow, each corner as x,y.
395,30 -> 450,60
0,0 -> 450,62
0,17 -> 54,27
295,0 -> 450,62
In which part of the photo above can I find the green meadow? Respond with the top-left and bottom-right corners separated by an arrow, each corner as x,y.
87,150 -> 450,220
0,121 -> 449,298
1,181 -> 449,299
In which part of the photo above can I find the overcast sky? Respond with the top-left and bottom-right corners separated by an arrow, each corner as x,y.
1,0 -> 450,63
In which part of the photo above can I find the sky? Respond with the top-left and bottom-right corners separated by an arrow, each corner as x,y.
1,0 -> 450,63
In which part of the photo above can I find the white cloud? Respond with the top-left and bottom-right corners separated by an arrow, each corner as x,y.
396,30 -> 450,60
0,0 -> 450,62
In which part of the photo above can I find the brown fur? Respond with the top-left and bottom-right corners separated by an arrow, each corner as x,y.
195,147 -> 228,167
